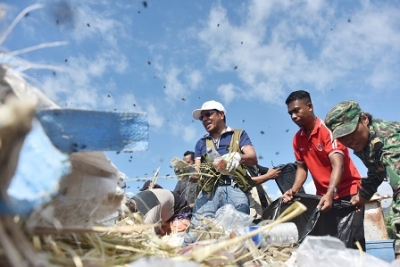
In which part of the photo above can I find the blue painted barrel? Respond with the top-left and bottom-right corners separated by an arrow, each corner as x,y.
366,239 -> 395,263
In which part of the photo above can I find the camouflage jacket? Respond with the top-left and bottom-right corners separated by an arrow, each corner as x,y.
355,119 -> 400,200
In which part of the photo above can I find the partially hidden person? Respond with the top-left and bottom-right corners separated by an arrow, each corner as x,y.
325,100 -> 400,258
172,151 -> 198,208
126,181 -> 191,235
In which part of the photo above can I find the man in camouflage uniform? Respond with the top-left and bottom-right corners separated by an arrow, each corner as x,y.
325,100 -> 400,259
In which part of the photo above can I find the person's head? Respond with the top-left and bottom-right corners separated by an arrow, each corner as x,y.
325,100 -> 371,152
183,151 -> 195,164
139,180 -> 163,191
192,100 -> 227,134
285,90 -> 315,128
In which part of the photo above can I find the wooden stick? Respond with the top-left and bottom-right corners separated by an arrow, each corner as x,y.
29,223 -> 159,235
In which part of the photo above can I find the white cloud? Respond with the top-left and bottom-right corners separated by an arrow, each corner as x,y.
186,69 -> 202,90
217,83 -> 236,104
163,66 -> 185,100
182,125 -> 197,143
198,0 -> 400,104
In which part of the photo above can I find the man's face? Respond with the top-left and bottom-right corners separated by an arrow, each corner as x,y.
287,99 -> 313,128
337,115 -> 370,152
183,154 -> 194,164
200,109 -> 223,133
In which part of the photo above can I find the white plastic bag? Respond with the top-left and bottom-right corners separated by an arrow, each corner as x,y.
213,204 -> 253,232
294,236 -> 390,267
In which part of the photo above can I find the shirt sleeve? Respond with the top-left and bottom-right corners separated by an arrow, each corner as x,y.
359,164 -> 385,200
293,133 -> 303,163
322,128 -> 346,157
358,140 -> 386,200
194,139 -> 206,159
257,165 -> 269,175
173,180 -> 182,195
381,132 -> 400,179
239,130 -> 253,150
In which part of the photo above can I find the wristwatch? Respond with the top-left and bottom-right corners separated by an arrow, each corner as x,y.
328,185 -> 337,197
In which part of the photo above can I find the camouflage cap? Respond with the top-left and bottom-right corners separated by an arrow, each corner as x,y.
325,100 -> 362,139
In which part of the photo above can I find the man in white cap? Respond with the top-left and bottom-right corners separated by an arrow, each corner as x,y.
189,100 -> 258,229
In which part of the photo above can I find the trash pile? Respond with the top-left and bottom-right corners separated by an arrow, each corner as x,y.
0,63 -> 397,267
0,56 -> 305,266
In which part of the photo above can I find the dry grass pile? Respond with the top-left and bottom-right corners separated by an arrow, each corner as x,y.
0,202 -> 306,267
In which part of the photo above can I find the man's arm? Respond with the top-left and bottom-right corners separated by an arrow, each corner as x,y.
252,169 -> 282,185
190,158 -> 202,181
318,153 -> 344,211
282,162 -> 307,202
291,162 -> 308,193
240,145 -> 258,166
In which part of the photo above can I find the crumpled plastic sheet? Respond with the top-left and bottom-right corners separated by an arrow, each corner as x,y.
128,257 -> 200,267
293,235 -> 391,267
4,119 -> 71,215
36,109 -> 149,153
214,204 -> 254,232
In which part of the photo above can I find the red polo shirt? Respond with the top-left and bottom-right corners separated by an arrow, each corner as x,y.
293,117 -> 361,198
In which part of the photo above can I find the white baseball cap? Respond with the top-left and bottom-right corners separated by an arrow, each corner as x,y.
192,100 -> 226,120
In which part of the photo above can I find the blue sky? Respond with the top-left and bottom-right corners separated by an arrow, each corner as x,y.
2,0 -> 399,202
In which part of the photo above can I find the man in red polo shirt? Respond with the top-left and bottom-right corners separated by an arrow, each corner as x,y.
282,90 -> 364,250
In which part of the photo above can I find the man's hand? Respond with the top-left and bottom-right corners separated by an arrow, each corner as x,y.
266,168 -> 281,180
214,152 -> 241,174
318,194 -> 333,212
125,199 -> 136,213
282,189 -> 295,203
350,194 -> 368,212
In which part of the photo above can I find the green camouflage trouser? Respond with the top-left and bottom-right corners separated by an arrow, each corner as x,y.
388,167 -> 400,255
390,199 -> 400,255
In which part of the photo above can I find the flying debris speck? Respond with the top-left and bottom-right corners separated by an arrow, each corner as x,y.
52,71 -> 56,76
108,95 -> 110,97
142,1 -> 148,8
52,1 -> 75,26
116,151 -> 120,154
242,119 -> 245,123
217,24 -> 220,27
258,155 -> 263,160
64,59 -> 67,62
138,11 -> 141,14
147,61 -> 151,65
182,97 -> 186,101
275,151 -> 280,155
260,130 -> 265,134
133,104 -> 136,106
285,129 -> 289,132
25,12 -> 30,17
87,23 -> 90,27
348,19 -> 351,23
234,66 -> 238,70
